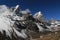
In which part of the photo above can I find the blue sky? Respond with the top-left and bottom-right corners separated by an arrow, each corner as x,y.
0,0 -> 60,20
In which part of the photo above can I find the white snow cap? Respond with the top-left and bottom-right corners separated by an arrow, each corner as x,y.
20,9 -> 31,14
0,5 -> 27,39
33,11 -> 42,19
0,5 -> 14,38
0,5 -> 13,16
37,11 -> 42,16
13,5 -> 19,12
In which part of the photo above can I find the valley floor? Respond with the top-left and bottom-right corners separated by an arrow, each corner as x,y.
30,31 -> 60,40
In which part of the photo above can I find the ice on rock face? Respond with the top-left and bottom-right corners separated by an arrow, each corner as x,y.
13,28 -> 27,38
13,15 -> 25,20
35,23 -> 45,32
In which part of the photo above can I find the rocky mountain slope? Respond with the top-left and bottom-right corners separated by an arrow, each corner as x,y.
0,5 -> 60,40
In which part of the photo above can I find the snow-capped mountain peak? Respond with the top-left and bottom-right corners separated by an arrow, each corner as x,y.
33,11 -> 42,18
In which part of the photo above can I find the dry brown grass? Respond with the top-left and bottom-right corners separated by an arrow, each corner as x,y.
29,31 -> 60,40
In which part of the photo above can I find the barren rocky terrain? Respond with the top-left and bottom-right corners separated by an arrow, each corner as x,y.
28,31 -> 60,40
